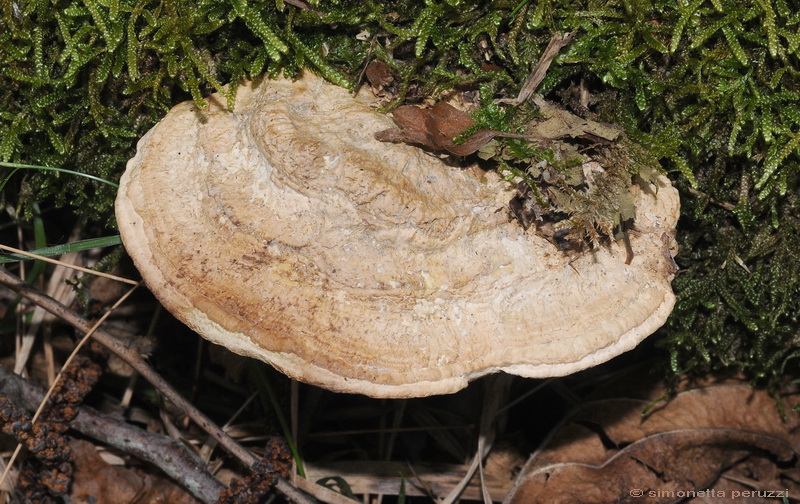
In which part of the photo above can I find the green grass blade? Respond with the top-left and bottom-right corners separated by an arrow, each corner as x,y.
398,474 -> 406,504
315,476 -> 357,498
28,202 -> 48,283
0,162 -> 119,189
250,362 -> 306,477
0,235 -> 122,264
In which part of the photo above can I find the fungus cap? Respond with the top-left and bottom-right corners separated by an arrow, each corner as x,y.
115,73 -> 680,398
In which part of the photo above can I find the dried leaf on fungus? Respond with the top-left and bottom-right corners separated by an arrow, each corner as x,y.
506,376 -> 800,504
528,96 -> 621,143
375,102 -> 536,157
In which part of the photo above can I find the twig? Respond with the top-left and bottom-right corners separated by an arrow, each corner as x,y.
0,267 -> 316,504
284,0 -> 311,10
687,186 -> 736,211
353,36 -> 378,94
495,32 -> 575,106
0,243 -> 139,285
0,363 -> 224,503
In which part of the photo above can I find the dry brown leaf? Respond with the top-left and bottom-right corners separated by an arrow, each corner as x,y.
505,377 -> 800,504
376,96 -> 621,158
69,439 -> 199,504
365,60 -> 394,88
528,96 -> 621,142
375,102 -> 525,156
374,104 -> 439,149
696,457 -> 788,504
509,429 -> 792,504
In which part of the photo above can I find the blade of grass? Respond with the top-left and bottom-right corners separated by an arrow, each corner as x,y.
28,202 -> 47,283
0,235 -> 122,264
398,474 -> 406,504
316,476 -> 358,499
250,362 -> 306,478
0,162 -> 119,189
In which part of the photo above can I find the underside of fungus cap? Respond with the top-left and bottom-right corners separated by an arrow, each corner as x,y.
115,72 -> 680,398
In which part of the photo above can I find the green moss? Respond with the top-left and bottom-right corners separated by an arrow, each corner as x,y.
3,0 -> 800,391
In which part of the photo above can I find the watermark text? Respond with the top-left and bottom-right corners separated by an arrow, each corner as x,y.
628,488 -> 789,500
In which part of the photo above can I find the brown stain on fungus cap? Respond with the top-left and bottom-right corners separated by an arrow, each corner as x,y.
115,72 -> 680,398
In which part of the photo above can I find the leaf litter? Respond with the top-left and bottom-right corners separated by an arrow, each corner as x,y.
506,369 -> 800,504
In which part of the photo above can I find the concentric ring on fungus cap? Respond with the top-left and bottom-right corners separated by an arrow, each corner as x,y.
115,72 -> 680,398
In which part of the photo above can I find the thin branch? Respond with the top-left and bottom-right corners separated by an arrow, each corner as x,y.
687,186 -> 736,211
284,0 -> 311,9
0,267 -> 316,504
0,243 -> 139,285
495,32 -> 575,106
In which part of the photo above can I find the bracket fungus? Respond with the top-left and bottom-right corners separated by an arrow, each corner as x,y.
116,72 -> 680,398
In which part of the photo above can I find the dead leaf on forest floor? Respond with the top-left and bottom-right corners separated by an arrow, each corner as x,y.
69,439 -> 199,504
506,372 -> 800,504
